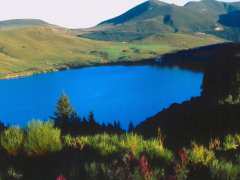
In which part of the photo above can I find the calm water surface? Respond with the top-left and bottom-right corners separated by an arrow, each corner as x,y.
0,65 -> 203,129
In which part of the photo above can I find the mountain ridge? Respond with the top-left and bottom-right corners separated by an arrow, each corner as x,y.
79,0 -> 240,41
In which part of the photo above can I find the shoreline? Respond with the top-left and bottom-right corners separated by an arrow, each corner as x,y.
0,54 -> 205,80
0,58 -> 159,80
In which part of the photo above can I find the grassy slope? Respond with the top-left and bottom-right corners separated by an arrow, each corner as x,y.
0,26 -> 224,79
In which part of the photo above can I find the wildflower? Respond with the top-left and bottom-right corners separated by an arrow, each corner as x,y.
139,153 -> 152,180
56,175 -> 66,180
178,148 -> 188,165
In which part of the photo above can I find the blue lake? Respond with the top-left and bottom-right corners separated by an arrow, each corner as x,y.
0,65 -> 203,129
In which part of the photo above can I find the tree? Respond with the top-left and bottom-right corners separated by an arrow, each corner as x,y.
52,94 -> 76,134
88,112 -> 98,134
128,122 -> 134,132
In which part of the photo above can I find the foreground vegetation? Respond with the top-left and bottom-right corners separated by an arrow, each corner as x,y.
1,120 -> 240,179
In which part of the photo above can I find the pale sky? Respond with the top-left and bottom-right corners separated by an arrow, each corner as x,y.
0,0 -> 239,28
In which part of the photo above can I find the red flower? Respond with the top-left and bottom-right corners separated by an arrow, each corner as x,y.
139,154 -> 152,179
178,148 -> 188,165
56,175 -> 66,180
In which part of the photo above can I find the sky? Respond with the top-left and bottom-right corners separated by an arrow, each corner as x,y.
0,0 -> 239,28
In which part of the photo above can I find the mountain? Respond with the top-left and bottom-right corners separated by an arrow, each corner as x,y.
0,19 -> 223,79
79,0 -> 240,41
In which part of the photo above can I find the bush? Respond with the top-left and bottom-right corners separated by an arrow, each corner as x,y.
120,134 -> 144,157
63,135 -> 87,150
119,134 -> 173,162
210,160 -> 240,180
188,143 -> 215,166
0,127 -> 24,155
223,135 -> 238,150
24,120 -> 62,155
85,134 -> 121,156
144,139 -> 173,162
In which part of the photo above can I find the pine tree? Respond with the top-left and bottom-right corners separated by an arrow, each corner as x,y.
128,122 -> 134,132
53,94 -> 75,134
88,112 -> 98,134
81,117 -> 88,134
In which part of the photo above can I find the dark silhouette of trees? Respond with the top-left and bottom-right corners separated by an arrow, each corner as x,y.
128,122 -> 134,132
52,94 -> 124,135
88,112 -> 98,133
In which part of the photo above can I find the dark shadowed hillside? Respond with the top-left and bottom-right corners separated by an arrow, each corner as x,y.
160,42 -> 240,71
136,43 -> 240,148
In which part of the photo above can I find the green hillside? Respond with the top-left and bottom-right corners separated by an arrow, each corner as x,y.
0,25 -> 223,79
79,0 -> 240,41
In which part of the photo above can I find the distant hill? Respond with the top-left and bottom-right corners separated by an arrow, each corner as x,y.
0,19 -> 50,29
0,21 -> 223,79
79,0 -> 240,41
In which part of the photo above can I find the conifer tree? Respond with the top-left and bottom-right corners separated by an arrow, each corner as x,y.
53,94 -> 75,134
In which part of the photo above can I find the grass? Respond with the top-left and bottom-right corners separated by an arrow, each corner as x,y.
0,26 -> 224,79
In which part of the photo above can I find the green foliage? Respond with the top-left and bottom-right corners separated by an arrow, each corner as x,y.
54,94 -> 74,120
119,134 -> 144,157
53,94 -> 75,132
63,133 -> 173,162
119,134 -> 173,161
188,143 -> 215,166
63,135 -> 87,150
24,120 -> 62,155
3,121 -> 240,179
223,135 -> 239,150
210,160 -> 240,180
0,127 -> 24,155
85,134 -> 121,156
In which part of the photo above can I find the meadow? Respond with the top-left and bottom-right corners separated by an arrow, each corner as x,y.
0,27 -> 223,79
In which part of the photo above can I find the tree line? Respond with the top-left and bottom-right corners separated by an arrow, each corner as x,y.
52,94 -> 135,135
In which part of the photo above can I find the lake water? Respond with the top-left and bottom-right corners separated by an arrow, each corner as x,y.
0,65 -> 203,129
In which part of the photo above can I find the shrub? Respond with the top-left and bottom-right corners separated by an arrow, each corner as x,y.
210,160 -> 240,180
188,143 -> 215,166
63,135 -> 87,150
120,134 -> 144,157
0,127 -> 24,155
209,138 -> 221,150
223,135 -> 238,150
24,120 -> 62,155
144,139 -> 173,162
119,134 -> 173,162
86,134 -> 121,156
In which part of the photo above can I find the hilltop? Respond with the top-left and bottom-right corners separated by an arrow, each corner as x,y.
79,0 -> 240,41
0,19 -> 50,29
